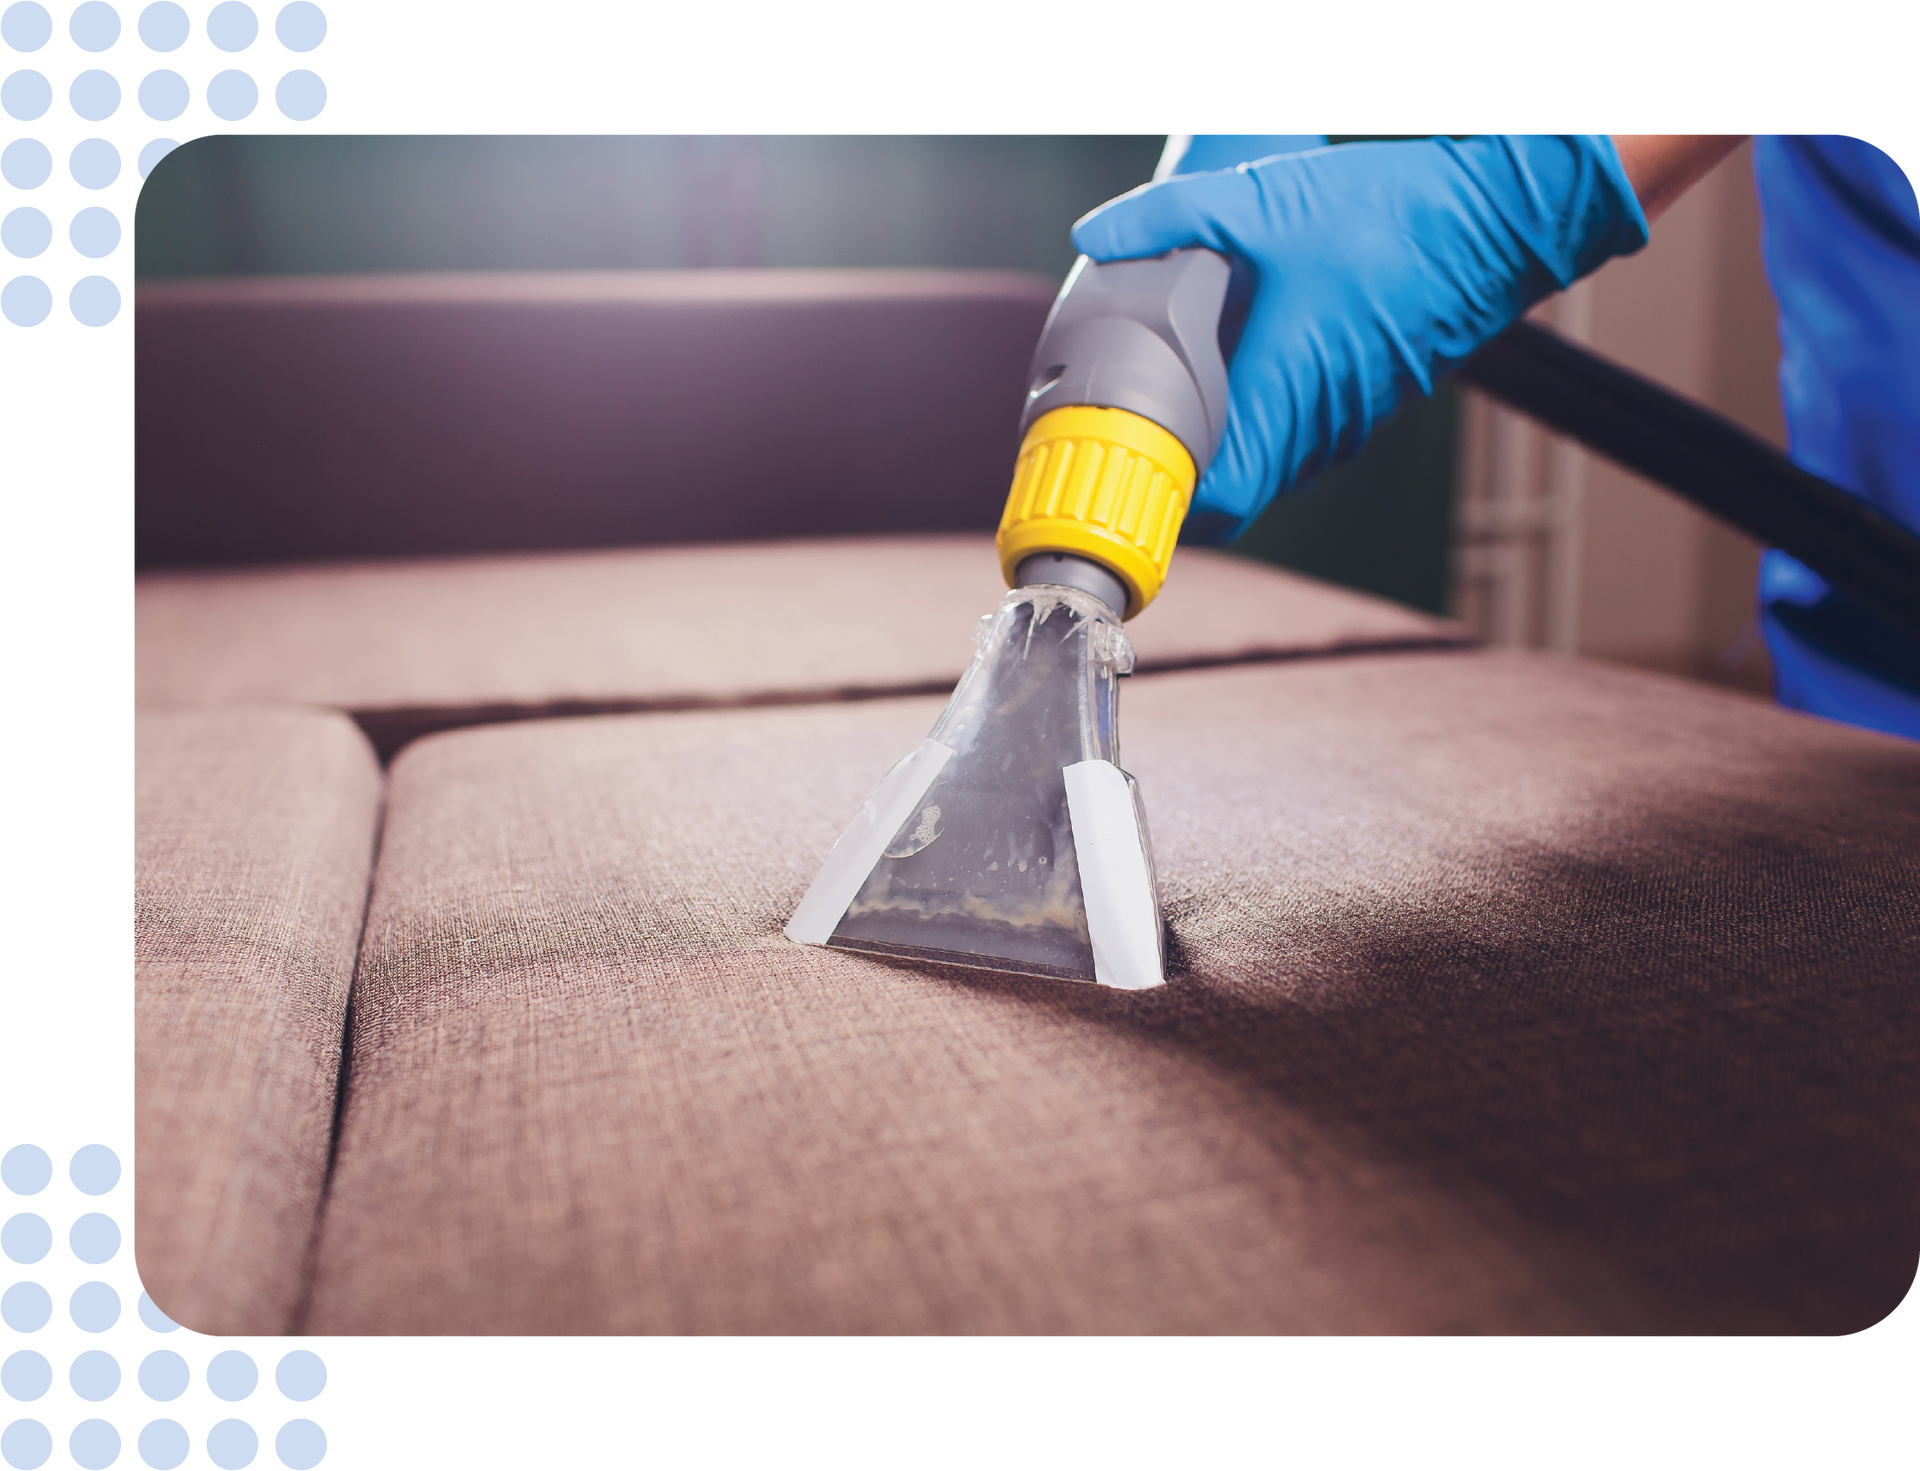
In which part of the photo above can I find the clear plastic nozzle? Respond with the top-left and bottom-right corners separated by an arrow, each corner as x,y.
824,582 -> 1157,982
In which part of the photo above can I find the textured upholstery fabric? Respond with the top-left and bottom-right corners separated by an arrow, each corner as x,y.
135,535 -> 1464,756
304,651 -> 1920,1334
136,271 -> 1057,569
136,707 -> 384,1334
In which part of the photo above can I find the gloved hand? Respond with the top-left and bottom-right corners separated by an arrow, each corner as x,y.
1071,136 -> 1650,542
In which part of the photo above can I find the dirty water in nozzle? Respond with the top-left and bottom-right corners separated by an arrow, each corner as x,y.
827,584 -> 1142,981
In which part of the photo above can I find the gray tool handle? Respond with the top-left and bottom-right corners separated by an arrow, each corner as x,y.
1017,248 -> 1233,470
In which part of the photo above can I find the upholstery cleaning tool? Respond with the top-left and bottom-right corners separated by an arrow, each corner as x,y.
787,249 -> 1231,988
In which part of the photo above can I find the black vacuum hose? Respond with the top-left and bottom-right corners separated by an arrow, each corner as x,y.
1455,319 -> 1920,646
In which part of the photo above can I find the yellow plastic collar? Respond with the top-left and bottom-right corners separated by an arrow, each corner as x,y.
996,405 -> 1196,619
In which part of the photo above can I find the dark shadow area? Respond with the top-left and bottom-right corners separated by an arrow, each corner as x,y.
928,746 -> 1920,1334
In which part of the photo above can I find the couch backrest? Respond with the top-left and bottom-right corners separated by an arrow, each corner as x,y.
136,269 -> 1058,569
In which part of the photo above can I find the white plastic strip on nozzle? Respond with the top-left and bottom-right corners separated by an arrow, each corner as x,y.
1063,760 -> 1165,990
785,739 -> 956,946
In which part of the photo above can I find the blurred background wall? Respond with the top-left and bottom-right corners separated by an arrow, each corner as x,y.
136,135 -> 1162,279
1454,141 -> 1780,695
137,135 -> 1782,691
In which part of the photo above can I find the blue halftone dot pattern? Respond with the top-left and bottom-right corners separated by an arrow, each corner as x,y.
65,1413 -> 124,1471
268,1351 -> 328,1413
203,1413 -> 263,1471
2,1152 -> 337,1459
134,1413 -> 192,1471
135,134 -> 181,181
0,1 -> 58,55
63,1351 -> 123,1413
62,65 -> 121,123
0,1213 -> 52,1275
203,0 -> 263,54
136,64 -> 190,120
63,1213 -> 123,1275
135,1 -> 191,54
0,274 -> 50,324
0,135 -> 54,192
0,203 -> 55,261
68,138 -> 120,187
3,0 -> 328,341
0,1421 -> 55,1471
270,1 -> 326,54
270,63 -> 322,122
0,1351 -> 54,1413
0,1144 -> 54,1205
0,64 -> 54,122
135,1351 -> 191,1413
0,1282 -> 54,1344
270,1413 -> 326,1471
132,1298 -> 180,1344
63,272 -> 120,330
64,0 -> 125,55
63,1144 -> 123,1205
63,1282 -> 126,1344
200,64 -> 257,121
204,1351 -> 261,1413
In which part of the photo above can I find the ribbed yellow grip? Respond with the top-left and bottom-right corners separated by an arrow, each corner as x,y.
996,405 -> 1196,619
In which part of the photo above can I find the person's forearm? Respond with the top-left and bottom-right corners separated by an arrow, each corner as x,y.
1611,136 -> 1747,222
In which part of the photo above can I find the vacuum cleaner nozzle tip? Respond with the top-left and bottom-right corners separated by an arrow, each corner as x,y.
788,583 -> 1165,988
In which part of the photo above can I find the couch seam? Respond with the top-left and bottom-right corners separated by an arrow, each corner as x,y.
284,768 -> 389,1335
347,636 -> 1481,763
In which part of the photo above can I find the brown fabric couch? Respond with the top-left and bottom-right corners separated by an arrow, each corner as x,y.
136,271 -> 1920,1336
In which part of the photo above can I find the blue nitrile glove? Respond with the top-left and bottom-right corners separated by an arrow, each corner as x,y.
1071,136 -> 1650,542
1164,134 -> 1326,175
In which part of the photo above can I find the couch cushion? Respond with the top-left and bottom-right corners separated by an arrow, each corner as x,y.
135,534 -> 1465,757
136,270 -> 1059,569
136,706 -> 383,1334
302,651 -> 1920,1333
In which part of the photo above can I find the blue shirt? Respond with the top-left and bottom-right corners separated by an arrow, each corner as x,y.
1753,137 -> 1920,740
